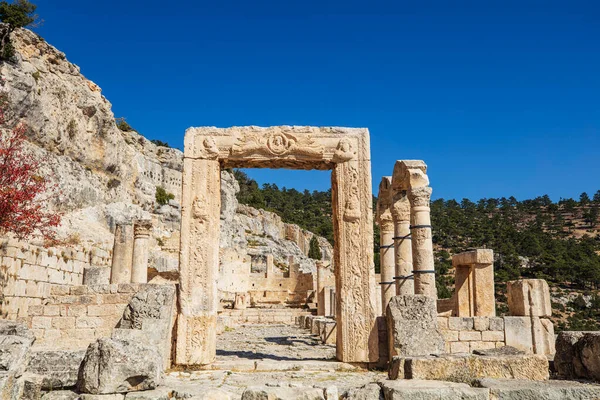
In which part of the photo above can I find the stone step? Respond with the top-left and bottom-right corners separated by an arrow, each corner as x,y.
474,378 -> 600,400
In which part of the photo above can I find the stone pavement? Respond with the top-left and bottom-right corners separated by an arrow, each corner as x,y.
210,323 -> 353,372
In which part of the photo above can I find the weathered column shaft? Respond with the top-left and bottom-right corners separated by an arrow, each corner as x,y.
316,261 -> 326,316
379,221 -> 395,316
110,223 -> 134,284
176,158 -> 221,365
131,220 -> 152,284
392,195 -> 414,296
408,186 -> 437,299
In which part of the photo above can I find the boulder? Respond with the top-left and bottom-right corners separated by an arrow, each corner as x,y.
386,295 -> 444,357
555,331 -> 600,381
77,338 -> 162,394
0,321 -> 35,399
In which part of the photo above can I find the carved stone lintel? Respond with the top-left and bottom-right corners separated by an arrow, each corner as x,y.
231,129 -> 324,159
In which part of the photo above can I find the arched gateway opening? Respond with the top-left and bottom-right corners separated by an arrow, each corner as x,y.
176,126 -> 378,365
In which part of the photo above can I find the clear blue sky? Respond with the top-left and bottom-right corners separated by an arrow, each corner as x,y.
32,0 -> 599,201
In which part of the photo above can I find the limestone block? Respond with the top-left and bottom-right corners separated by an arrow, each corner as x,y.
473,317 -> 490,331
386,295 -> 444,357
532,318 -> 555,356
451,341 -> 470,354
503,316 -> 533,354
320,320 -> 337,345
345,383 -> 382,399
381,379 -> 489,400
77,338 -> 163,394
482,330 -> 505,342
27,350 -> 86,389
390,353 -> 549,382
448,317 -> 474,331
507,279 -> 551,317
241,385 -> 325,400
84,268 -> 111,285
40,390 -> 80,399
117,284 -> 177,369
489,317 -> 504,331
475,378 -> 600,400
459,331 -> 482,341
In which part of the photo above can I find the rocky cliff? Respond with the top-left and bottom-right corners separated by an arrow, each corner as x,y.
0,27 -> 332,274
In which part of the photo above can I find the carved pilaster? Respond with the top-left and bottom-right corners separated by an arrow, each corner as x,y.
177,158 -> 221,365
333,156 -> 378,363
408,186 -> 437,299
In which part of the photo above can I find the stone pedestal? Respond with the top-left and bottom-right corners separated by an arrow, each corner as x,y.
110,223 -> 134,284
408,187 -> 437,299
234,293 -> 249,310
453,249 -> 495,317
131,220 -> 152,284
391,194 -> 413,296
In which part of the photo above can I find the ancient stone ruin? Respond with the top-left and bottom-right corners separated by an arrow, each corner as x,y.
1,125 -> 600,399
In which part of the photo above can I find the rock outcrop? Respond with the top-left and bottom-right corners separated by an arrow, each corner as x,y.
0,27 -> 333,277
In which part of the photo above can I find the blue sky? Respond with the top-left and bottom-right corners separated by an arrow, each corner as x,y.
32,0 -> 599,201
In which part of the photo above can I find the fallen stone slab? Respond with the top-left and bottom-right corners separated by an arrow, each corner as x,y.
345,383 -> 383,399
123,387 -> 173,399
380,379 -> 489,400
41,390 -> 80,400
241,385 -> 325,400
77,338 -> 162,394
0,321 -> 35,399
80,394 -> 125,400
389,354 -> 549,382
28,350 -> 86,389
474,378 -> 600,400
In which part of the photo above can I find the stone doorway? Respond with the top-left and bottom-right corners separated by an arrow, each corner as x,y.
176,126 -> 378,366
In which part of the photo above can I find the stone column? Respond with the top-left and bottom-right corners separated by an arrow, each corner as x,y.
408,187 -> 437,299
177,158 -> 221,365
379,216 -> 395,316
316,261 -> 326,316
131,220 -> 152,284
391,193 -> 414,296
110,223 -> 134,284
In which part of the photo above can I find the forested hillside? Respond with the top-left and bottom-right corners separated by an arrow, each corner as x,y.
233,170 -> 600,329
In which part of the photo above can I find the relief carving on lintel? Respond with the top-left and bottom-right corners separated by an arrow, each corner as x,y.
230,129 -> 325,159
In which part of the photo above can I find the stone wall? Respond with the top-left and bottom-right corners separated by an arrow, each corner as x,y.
438,315 -> 554,356
0,239 -> 111,320
25,284 -> 141,350
438,316 -> 506,354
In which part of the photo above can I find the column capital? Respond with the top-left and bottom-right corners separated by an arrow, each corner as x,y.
408,186 -> 432,208
134,220 -> 152,238
391,192 -> 411,222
